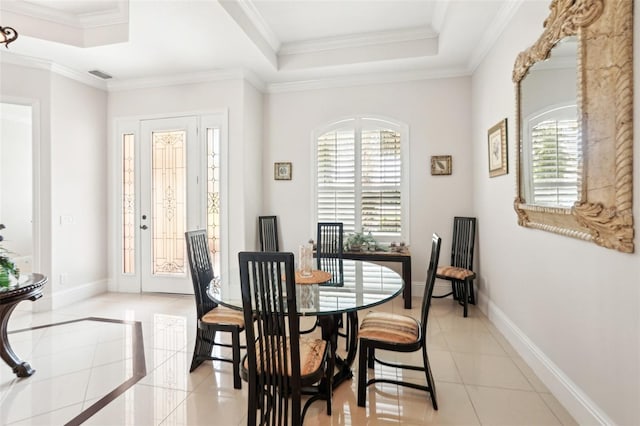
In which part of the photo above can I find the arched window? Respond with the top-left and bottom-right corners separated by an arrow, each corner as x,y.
523,104 -> 579,207
313,116 -> 409,243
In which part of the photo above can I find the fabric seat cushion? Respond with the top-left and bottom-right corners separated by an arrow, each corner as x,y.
436,265 -> 475,280
201,307 -> 245,327
359,312 -> 419,344
245,336 -> 327,377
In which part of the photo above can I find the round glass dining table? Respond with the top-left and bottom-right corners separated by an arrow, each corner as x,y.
208,259 -> 404,388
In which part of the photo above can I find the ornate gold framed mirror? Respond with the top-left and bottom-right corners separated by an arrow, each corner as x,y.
513,0 -> 634,253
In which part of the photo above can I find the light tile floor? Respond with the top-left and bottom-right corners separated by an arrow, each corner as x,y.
0,292 -> 577,425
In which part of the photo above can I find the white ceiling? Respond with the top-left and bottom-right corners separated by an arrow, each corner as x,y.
0,0 -> 522,91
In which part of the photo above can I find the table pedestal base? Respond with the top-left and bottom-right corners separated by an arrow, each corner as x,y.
12,361 -> 35,378
317,311 -> 359,389
0,275 -> 47,378
0,302 -> 36,377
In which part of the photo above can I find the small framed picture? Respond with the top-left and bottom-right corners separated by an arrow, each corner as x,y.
431,155 -> 452,176
488,118 -> 508,177
274,162 -> 292,180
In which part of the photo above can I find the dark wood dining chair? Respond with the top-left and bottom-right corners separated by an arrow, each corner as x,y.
239,251 -> 332,425
357,233 -> 441,409
185,230 -> 245,389
316,222 -> 344,286
258,215 -> 279,252
314,222 -> 351,349
433,216 -> 477,317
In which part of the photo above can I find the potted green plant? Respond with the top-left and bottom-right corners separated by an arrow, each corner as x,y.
344,230 -> 376,252
0,224 -> 20,289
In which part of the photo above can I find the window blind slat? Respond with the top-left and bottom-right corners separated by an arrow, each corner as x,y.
530,117 -> 579,207
317,124 -> 402,239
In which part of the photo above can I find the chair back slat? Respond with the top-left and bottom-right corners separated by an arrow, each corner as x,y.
421,234 -> 442,338
320,256 -> 344,286
258,216 -> 279,252
317,222 -> 344,286
239,251 -> 301,425
185,230 -> 217,317
317,222 -> 343,258
450,217 -> 476,271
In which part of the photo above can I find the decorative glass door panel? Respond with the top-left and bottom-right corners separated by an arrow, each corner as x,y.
122,133 -> 135,274
152,130 -> 186,275
140,117 -> 198,294
207,128 -> 220,272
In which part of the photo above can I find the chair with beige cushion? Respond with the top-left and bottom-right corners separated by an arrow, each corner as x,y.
433,216 -> 477,317
239,251 -> 332,425
357,233 -> 441,409
185,230 -> 245,389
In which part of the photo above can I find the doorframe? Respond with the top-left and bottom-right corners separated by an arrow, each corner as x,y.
0,97 -> 45,300
110,110 -> 229,293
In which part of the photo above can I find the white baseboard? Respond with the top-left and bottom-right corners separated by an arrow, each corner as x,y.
51,279 -> 108,310
108,279 -> 141,293
478,291 -> 613,426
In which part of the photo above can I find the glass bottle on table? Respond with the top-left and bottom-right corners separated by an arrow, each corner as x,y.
298,243 -> 313,277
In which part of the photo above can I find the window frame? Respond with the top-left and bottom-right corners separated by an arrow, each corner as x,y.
311,115 -> 410,244
522,102 -> 579,207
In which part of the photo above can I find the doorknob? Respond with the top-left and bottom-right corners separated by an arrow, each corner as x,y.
140,225 -> 148,230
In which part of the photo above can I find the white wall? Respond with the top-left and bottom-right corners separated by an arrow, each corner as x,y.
471,2 -> 639,425
0,103 -> 32,258
50,74 -> 108,297
0,63 -> 108,309
264,78 -> 473,288
0,62 -> 53,310
242,81 -> 264,251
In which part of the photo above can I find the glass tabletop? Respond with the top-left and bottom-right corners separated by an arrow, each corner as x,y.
208,259 -> 404,316
0,273 -> 47,300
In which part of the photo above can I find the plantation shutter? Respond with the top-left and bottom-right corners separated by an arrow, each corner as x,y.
361,128 -> 402,238
317,129 -> 356,233
530,118 -> 579,207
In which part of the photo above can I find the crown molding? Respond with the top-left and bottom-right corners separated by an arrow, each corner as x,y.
239,69 -> 267,93
1,1 -> 128,29
467,0 -> 524,72
266,66 -> 470,94
107,69 -> 266,92
431,0 -> 450,33
237,0 -> 281,51
279,26 -> 438,56
51,63 -> 109,90
0,52 -> 108,90
3,51 -> 468,95
1,52 -> 264,93
218,0 -> 278,69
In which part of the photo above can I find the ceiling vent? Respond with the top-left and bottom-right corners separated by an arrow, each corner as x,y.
88,70 -> 112,79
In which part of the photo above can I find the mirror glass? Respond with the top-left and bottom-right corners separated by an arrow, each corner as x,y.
520,36 -> 579,208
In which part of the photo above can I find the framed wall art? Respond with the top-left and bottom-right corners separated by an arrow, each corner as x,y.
431,155 -> 452,176
274,162 -> 292,180
488,118 -> 508,177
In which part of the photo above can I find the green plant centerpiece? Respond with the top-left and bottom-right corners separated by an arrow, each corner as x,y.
0,224 -> 20,289
344,230 -> 377,252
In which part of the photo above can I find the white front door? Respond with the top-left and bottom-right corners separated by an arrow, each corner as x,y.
139,116 -> 199,294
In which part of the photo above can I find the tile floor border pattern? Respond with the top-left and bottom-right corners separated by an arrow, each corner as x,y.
1,293 -> 578,425
7,317 -> 146,425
